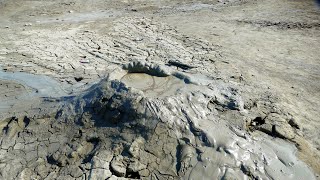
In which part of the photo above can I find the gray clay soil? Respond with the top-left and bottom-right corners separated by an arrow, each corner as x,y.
0,0 -> 319,179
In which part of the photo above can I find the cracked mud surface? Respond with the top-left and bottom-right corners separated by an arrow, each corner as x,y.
0,0 -> 319,179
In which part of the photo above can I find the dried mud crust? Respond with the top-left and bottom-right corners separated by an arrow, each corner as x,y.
0,17 -> 222,85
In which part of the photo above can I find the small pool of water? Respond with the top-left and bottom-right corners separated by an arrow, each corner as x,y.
0,69 -> 68,97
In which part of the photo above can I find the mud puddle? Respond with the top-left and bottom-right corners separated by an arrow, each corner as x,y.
35,10 -> 123,24
0,68 -> 97,114
0,69 -> 67,97
120,73 -> 186,97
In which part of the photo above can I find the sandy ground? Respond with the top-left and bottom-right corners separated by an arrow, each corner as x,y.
0,0 -> 319,179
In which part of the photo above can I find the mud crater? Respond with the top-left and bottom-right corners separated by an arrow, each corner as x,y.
120,73 -> 186,97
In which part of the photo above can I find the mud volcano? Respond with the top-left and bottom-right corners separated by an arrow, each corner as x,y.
0,0 -> 320,178
0,62 -> 316,179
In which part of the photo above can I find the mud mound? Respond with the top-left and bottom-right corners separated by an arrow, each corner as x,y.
0,63 -> 315,180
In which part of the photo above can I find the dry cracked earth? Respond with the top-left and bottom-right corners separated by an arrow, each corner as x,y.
0,0 -> 319,179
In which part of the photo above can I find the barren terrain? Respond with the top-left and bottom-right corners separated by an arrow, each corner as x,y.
0,0 -> 319,179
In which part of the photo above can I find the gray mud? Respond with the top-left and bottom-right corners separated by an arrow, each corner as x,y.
0,68 -> 95,118
0,0 -> 319,179
0,68 -> 67,97
120,73 -> 185,97
0,63 -> 316,179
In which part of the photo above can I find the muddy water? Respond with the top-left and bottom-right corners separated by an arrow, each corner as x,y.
0,69 -> 69,113
35,10 -> 123,24
0,69 -> 67,97
120,73 -> 186,97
